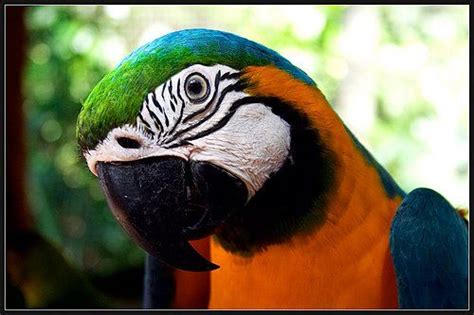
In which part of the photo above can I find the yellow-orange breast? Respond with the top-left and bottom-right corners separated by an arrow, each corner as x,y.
208,160 -> 401,309
207,65 -> 402,308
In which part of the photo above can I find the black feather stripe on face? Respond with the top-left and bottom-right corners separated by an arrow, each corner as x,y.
214,96 -> 338,256
164,77 -> 246,147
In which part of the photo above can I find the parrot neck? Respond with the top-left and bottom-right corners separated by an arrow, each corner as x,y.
302,131 -> 405,253
208,65 -> 404,308
209,128 -> 404,308
214,65 -> 405,257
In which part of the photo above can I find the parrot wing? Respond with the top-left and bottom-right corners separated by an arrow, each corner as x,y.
389,188 -> 468,309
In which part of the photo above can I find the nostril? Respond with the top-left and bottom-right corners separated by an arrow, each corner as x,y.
116,137 -> 141,149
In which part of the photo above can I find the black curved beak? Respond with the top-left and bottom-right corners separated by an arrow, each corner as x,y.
96,156 -> 247,272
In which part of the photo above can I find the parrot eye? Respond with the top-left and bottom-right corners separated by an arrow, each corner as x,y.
184,73 -> 210,103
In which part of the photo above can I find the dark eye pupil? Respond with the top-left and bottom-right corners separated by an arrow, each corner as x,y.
188,79 -> 203,95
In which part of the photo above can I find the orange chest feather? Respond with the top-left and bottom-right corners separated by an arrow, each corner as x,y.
206,66 -> 402,308
208,162 -> 402,309
208,152 -> 403,308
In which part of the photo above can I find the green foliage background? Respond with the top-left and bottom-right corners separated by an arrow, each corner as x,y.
24,5 -> 468,277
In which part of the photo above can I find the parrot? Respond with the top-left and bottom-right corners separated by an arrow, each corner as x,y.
76,28 -> 468,309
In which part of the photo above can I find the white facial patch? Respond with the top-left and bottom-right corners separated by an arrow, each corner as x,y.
84,124 -> 190,176
187,103 -> 290,197
137,64 -> 244,146
85,64 -> 291,199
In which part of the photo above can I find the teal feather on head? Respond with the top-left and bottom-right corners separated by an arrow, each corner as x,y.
77,28 -> 315,151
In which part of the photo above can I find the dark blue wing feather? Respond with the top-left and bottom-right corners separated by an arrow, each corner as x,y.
390,188 -> 468,309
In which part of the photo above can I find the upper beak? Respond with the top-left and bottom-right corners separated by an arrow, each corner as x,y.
96,156 -> 247,271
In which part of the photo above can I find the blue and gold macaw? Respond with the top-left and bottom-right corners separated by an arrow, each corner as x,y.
76,29 -> 468,309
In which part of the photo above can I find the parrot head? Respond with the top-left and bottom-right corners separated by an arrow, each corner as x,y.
77,29 -> 343,271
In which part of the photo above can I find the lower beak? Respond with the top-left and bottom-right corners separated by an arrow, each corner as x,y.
96,156 -> 247,272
